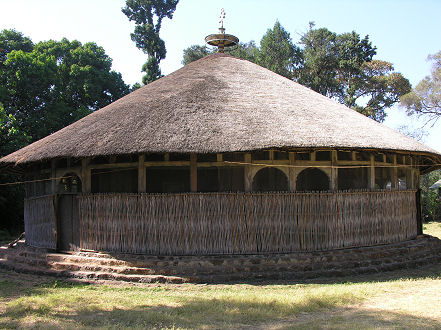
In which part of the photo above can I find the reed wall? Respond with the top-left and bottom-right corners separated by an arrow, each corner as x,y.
24,195 -> 57,249
77,190 -> 417,255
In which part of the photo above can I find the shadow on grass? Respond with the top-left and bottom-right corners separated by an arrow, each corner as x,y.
1,291 -> 441,329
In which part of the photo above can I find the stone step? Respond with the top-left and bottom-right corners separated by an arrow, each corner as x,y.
1,236 -> 440,283
48,261 -> 161,276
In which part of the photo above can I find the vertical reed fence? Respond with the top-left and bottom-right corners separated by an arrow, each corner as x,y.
77,190 -> 417,255
24,195 -> 57,249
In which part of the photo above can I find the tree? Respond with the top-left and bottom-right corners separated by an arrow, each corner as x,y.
122,0 -> 179,84
181,42 -> 259,66
0,31 -> 130,234
420,170 -> 441,222
1,34 -> 129,141
400,51 -> 441,125
257,21 -> 302,79
182,45 -> 211,65
298,25 -> 410,122
0,102 -> 28,234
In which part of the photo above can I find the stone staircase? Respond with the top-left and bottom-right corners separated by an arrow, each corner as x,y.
1,236 -> 441,283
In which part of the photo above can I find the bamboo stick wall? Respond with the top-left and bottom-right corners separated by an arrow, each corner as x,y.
24,195 -> 57,249
77,190 -> 417,255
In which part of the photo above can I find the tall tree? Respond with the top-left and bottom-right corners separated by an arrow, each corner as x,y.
0,30 -> 130,234
400,51 -> 441,125
298,25 -> 410,122
122,0 -> 179,84
1,36 -> 129,141
257,21 -> 302,79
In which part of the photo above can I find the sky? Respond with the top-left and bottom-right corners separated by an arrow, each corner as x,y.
1,0 -> 440,152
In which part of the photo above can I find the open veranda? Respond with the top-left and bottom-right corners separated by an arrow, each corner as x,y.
0,221 -> 440,329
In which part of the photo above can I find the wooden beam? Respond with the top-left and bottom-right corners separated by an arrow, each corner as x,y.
81,158 -> 91,193
244,153 -> 252,192
288,152 -> 296,191
330,150 -> 338,190
369,154 -> 375,190
392,154 -> 398,189
190,153 -> 197,192
217,154 -> 223,162
138,154 -> 146,193
51,159 -> 57,194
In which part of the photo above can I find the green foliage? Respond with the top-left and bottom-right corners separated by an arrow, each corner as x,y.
0,32 -> 129,142
420,170 -> 441,222
400,51 -> 441,125
0,29 -> 33,66
0,30 -> 130,233
182,45 -> 212,65
257,21 -> 302,79
122,0 -> 179,84
228,41 -> 259,63
141,57 -> 162,84
181,22 -> 409,122
298,26 -> 410,122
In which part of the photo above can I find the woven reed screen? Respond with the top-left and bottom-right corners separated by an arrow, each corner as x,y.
24,195 -> 57,249
77,190 -> 417,255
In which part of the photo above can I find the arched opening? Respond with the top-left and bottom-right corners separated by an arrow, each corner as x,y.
58,173 -> 82,194
296,168 -> 329,191
252,167 -> 289,192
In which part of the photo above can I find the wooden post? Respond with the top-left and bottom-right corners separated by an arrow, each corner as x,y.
369,154 -> 375,190
416,189 -> 423,235
190,153 -> 197,192
289,152 -> 296,191
392,154 -> 398,189
331,150 -> 338,190
138,154 -> 146,193
244,153 -> 252,192
51,159 -> 57,194
81,158 -> 91,193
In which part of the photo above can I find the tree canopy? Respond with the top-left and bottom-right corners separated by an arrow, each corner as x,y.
0,31 -> 130,143
400,51 -> 441,125
122,0 -> 179,84
257,21 -> 301,79
182,22 -> 410,123
0,29 -> 130,233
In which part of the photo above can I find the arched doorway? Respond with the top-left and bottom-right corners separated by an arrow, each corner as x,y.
296,168 -> 329,191
252,167 -> 289,192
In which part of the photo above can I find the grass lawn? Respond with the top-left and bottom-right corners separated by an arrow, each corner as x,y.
0,221 -> 440,329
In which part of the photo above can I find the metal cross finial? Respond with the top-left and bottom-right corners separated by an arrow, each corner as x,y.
219,8 -> 226,29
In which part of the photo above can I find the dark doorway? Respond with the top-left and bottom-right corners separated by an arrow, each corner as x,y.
57,174 -> 81,251
296,168 -> 329,191
57,194 -> 80,251
252,168 -> 289,192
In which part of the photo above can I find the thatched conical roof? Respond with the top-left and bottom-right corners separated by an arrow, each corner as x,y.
1,53 -> 440,165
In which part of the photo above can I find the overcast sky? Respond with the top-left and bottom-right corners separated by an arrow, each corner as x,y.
1,0 -> 440,152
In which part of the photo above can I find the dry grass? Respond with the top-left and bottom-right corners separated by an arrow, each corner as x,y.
424,221 -> 441,239
0,222 -> 440,329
